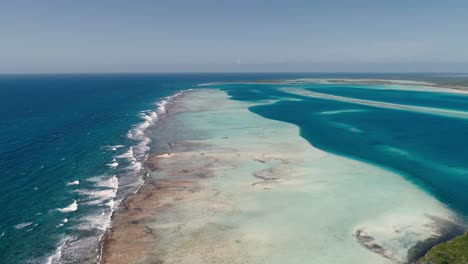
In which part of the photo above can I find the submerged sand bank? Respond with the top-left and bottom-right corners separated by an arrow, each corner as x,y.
102,89 -> 460,264
228,78 -> 468,94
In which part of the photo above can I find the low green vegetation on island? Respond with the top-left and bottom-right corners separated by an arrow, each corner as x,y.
418,233 -> 468,264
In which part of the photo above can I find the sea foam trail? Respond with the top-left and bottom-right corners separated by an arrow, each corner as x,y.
119,91 -> 186,175
56,218 -> 69,228
280,87 -> 468,120
57,200 -> 78,213
43,91 -> 186,264
14,222 -> 33,230
78,175 -> 119,206
106,159 -> 119,168
102,145 -> 125,151
46,240 -> 65,264
66,180 -> 79,186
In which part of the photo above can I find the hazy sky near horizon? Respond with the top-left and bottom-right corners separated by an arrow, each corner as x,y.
2,0 -> 468,73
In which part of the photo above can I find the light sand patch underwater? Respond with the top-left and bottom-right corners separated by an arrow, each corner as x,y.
280,87 -> 468,120
102,89 -> 460,264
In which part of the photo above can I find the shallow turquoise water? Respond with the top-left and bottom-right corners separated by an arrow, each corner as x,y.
138,88 -> 456,264
2,73 -> 468,263
0,73 -> 317,263
219,82 -> 468,220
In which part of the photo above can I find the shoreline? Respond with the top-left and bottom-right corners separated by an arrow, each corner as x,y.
96,91 -> 190,264
101,88 -> 462,263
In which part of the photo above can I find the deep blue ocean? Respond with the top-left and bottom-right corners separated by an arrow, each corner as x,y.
1,73 -> 468,263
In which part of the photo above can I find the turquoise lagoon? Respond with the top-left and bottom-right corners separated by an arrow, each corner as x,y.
1,74 -> 468,263
132,85 -> 466,263
218,81 -> 468,217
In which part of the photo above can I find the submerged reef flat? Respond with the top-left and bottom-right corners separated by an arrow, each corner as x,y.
102,89 -> 460,264
233,78 -> 468,94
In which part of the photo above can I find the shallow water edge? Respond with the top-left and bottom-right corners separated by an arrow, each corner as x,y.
101,88 -> 464,264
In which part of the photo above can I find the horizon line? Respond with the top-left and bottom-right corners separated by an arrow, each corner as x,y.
1,71 -> 468,76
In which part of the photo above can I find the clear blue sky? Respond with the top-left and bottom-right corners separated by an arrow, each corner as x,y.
2,0 -> 468,73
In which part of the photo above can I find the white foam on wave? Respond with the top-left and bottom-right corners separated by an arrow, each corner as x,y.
115,147 -> 136,160
102,145 -> 125,151
80,189 -> 117,201
46,239 -> 66,264
98,175 -> 119,189
106,161 -> 119,168
119,91 -> 185,175
56,218 -> 69,228
133,137 -> 151,159
71,176 -> 120,239
106,199 -> 115,209
72,210 -> 113,232
66,180 -> 80,186
128,161 -> 142,172
127,110 -> 158,141
14,222 -> 33,230
106,158 -> 119,168
156,91 -> 183,115
140,110 -> 158,122
156,100 -> 167,114
58,200 -> 78,213
45,91 -> 186,263
128,91 -> 183,143
80,175 -> 119,207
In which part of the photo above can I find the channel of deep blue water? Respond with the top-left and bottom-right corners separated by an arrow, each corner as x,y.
220,82 -> 468,221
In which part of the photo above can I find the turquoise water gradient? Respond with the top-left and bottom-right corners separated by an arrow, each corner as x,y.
1,73 -> 468,263
219,82 -> 468,219
0,73 -> 318,263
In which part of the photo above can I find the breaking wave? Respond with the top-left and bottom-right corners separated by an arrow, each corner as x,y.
44,90 -> 186,264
